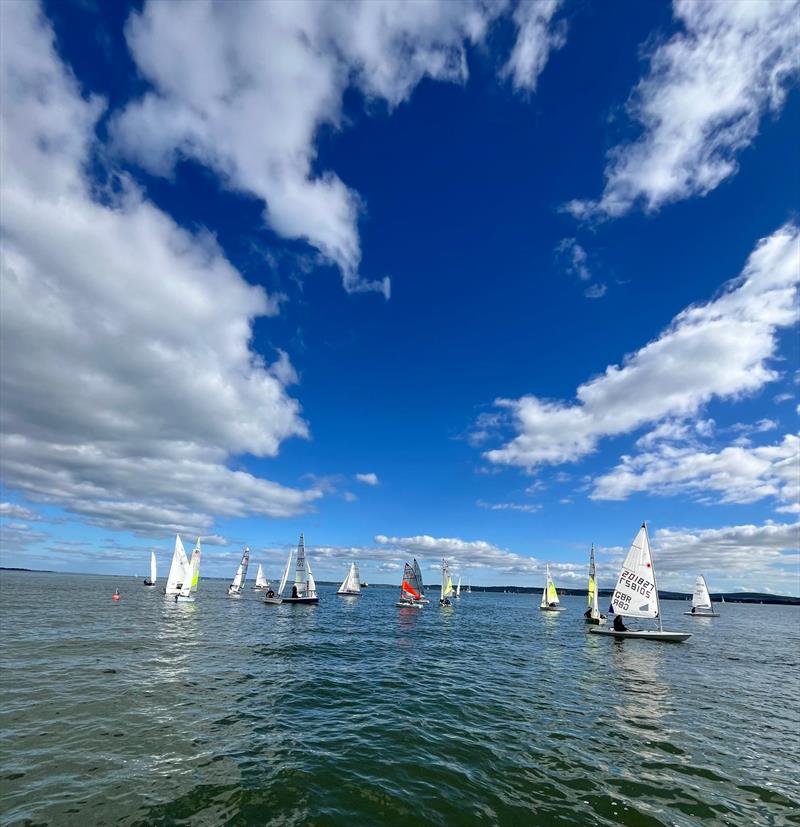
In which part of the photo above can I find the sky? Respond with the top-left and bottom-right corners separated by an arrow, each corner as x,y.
0,0 -> 798,594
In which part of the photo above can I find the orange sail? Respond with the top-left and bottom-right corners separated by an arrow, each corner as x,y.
401,580 -> 420,600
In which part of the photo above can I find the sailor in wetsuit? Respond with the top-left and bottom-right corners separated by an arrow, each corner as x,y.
613,613 -> 627,632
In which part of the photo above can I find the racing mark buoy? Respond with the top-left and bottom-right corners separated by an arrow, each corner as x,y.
112,589 -> 121,601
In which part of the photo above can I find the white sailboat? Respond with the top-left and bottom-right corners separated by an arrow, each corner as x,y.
227,547 -> 250,596
540,564 -> 566,612
252,564 -> 269,591
413,558 -> 430,604
684,574 -> 720,617
439,560 -> 455,606
456,575 -> 462,599
397,562 -> 424,608
175,547 -> 201,603
264,550 -> 292,605
584,545 -> 605,625
466,580 -> 472,594
336,561 -> 362,596
164,534 -> 190,595
280,533 -> 319,604
143,551 -> 157,587
590,523 -> 691,642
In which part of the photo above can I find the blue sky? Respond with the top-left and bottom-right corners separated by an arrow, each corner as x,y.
1,0 -> 798,593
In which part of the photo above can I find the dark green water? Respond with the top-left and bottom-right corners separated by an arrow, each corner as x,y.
1,571 -> 798,826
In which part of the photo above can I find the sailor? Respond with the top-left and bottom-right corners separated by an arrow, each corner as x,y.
613,613 -> 627,632
267,589 -> 275,599
291,584 -> 299,599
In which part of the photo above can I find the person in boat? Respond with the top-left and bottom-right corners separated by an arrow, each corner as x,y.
584,607 -> 592,619
691,606 -> 696,614
291,585 -> 299,599
266,589 -> 275,599
613,613 -> 627,632
440,597 -> 451,606
548,602 -> 558,608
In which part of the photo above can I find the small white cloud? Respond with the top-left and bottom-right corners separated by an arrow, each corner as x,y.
583,283 -> 607,299
355,472 -> 379,486
477,500 -> 541,513
343,491 -> 358,503
555,237 -> 592,281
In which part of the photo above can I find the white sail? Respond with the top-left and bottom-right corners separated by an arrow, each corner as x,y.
179,548 -> 201,598
610,524 -> 659,620
588,545 -> 601,620
337,562 -> 361,594
456,576 -> 461,598
692,574 -> 713,610
229,547 -> 250,593
165,534 -> 189,595
255,564 -> 268,589
277,549 -> 293,597
150,551 -> 157,584
306,558 -> 318,599
541,564 -> 559,607
440,560 -> 454,601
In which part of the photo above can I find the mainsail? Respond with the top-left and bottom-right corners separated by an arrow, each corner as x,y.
229,547 -> 250,593
277,549 -> 293,597
692,575 -> 713,611
541,564 -> 560,608
290,533 -> 317,599
179,548 -> 201,598
165,534 -> 190,595
456,576 -> 461,598
254,564 -> 268,589
400,562 -> 421,601
413,559 -> 425,597
587,545 -> 601,620
610,523 -> 660,624
440,560 -> 454,602
337,562 -> 361,595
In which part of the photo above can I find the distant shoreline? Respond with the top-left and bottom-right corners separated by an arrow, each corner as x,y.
1,569 -> 797,604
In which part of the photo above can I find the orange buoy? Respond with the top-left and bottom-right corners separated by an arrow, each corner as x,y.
112,589 -> 121,601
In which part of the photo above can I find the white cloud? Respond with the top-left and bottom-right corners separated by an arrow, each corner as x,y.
113,1 -> 566,297
0,502 -> 41,521
565,0 -> 800,219
555,237 -> 591,280
583,283 -> 607,299
484,224 -> 799,470
592,433 -> 799,508
0,2 -> 319,537
477,500 -> 541,513
355,472 -> 380,486
501,0 -> 566,92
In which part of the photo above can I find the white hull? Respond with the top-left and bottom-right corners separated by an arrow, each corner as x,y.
585,616 -> 606,625
396,600 -> 423,609
252,586 -> 268,591
540,606 -> 566,612
175,595 -> 195,603
227,586 -> 242,596
264,596 -> 283,605
589,628 -> 691,642
683,611 -> 720,617
336,590 -> 362,597
143,581 -> 156,587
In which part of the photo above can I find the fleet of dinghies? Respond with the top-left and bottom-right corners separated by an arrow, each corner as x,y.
137,523 -> 709,643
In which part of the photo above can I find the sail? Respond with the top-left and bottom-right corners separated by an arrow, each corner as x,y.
294,532 -> 308,596
587,545 -> 596,608
541,564 -> 559,606
692,575 -> 712,610
337,562 -> 361,594
165,534 -> 189,595
401,562 -> 421,600
456,576 -> 461,597
277,549 -> 293,596
150,551 -> 157,583
441,560 -> 454,599
547,579 -> 559,604
610,524 -> 658,618
413,559 -> 425,597
590,575 -> 601,619
306,557 -> 318,599
230,547 -> 250,590
255,564 -> 268,588
180,548 -> 201,597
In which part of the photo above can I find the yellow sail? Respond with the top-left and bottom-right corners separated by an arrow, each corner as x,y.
587,575 -> 595,607
444,575 -> 454,597
547,580 -> 558,604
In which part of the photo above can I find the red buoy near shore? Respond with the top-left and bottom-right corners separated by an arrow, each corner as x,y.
112,589 -> 121,601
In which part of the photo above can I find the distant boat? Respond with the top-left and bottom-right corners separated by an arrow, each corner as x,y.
264,550 -> 292,605
175,547 -> 201,603
439,559 -> 455,607
466,580 -> 472,594
164,534 -> 190,596
540,564 -> 566,612
397,562 -> 423,608
684,574 -> 720,617
362,581 -> 369,588
584,545 -> 605,625
252,564 -> 269,591
413,558 -> 430,604
456,575 -> 462,599
280,533 -> 319,605
721,595 -> 725,604
143,551 -> 157,587
590,523 -> 691,642
337,561 -> 362,596
227,547 -> 250,596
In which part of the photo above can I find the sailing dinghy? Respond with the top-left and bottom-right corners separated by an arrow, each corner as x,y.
279,533 -> 319,604
397,562 -> 424,608
175,547 -> 201,603
413,559 -> 430,604
540,564 -> 566,612
227,547 -> 250,596
143,551 -> 157,587
252,564 -> 269,591
164,534 -> 190,596
264,550 -> 292,605
456,575 -> 462,599
684,574 -> 720,617
439,560 -> 455,606
336,562 -> 362,596
590,523 -> 691,642
584,545 -> 605,625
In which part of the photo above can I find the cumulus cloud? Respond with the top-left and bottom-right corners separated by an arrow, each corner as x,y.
0,2 -> 319,537
565,0 -> 800,219
501,0 -> 566,92
483,223 -> 799,470
355,472 -> 380,486
113,1 -> 565,298
592,433 -> 799,508
0,502 -> 41,522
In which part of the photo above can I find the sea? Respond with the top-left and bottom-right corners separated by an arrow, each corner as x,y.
1,570 -> 798,826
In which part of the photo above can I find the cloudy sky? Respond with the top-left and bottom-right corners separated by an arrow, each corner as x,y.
1,0 -> 798,594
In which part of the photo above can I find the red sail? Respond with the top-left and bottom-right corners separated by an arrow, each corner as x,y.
401,580 -> 420,599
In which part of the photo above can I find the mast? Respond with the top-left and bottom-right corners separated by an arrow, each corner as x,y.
644,522 -> 663,632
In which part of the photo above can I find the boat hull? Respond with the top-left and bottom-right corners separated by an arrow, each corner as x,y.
263,596 -> 283,605
683,611 -> 720,617
396,601 -> 423,609
281,596 -> 319,605
589,628 -> 691,642
175,595 -> 195,603
585,616 -> 606,625
540,606 -> 566,612
143,580 -> 155,587
336,591 -> 362,597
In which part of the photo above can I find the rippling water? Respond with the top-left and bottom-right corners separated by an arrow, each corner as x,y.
1,571 -> 799,826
